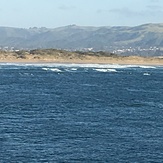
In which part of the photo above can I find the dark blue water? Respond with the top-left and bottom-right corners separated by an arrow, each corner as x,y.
0,63 -> 163,162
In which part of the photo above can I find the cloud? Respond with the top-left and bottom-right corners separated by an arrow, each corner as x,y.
59,4 -> 75,11
97,5 -> 163,18
146,0 -> 163,16
108,7 -> 143,17
149,0 -> 160,3
96,7 -> 139,16
96,9 -> 103,14
147,4 -> 162,10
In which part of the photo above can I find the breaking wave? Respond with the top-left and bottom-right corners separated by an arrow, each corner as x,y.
93,68 -> 117,72
0,63 -> 161,71
143,72 -> 150,76
138,65 -> 156,69
42,68 -> 62,72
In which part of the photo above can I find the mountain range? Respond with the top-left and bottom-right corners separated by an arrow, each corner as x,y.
1,23 -> 163,56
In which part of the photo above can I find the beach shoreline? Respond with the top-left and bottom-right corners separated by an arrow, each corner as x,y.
0,49 -> 163,66
0,57 -> 163,66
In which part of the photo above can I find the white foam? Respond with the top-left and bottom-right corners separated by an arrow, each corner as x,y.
143,73 -> 150,76
65,68 -> 78,72
0,63 -> 130,68
42,68 -> 49,71
139,65 -> 156,69
94,68 -> 117,72
49,68 -> 62,72
0,63 -> 159,69
42,67 -> 62,72
71,68 -> 77,71
73,64 -> 135,69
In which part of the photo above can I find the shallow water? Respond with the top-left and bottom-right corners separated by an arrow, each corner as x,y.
0,63 -> 163,162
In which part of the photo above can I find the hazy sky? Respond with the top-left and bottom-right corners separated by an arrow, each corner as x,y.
0,0 -> 163,28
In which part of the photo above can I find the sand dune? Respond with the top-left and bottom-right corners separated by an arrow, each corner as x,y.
0,50 -> 163,65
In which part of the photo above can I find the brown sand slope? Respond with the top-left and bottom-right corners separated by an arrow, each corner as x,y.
0,49 -> 163,65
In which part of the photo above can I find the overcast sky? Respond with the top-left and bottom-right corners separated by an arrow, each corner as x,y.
0,0 -> 163,28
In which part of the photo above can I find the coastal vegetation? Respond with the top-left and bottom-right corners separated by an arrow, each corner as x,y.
0,49 -> 163,65
0,49 -> 118,60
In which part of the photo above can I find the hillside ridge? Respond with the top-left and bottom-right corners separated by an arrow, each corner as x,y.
1,23 -> 163,56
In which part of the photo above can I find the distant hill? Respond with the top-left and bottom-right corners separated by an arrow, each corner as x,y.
1,23 -> 163,56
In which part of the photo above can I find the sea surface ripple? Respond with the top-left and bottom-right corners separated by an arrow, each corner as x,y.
0,63 -> 163,162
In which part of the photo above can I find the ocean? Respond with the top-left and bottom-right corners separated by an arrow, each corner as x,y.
0,63 -> 163,162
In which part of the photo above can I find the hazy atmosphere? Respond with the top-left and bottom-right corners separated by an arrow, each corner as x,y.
1,0 -> 163,28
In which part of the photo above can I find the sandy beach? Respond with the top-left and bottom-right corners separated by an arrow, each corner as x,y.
0,56 -> 163,66
0,50 -> 163,65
